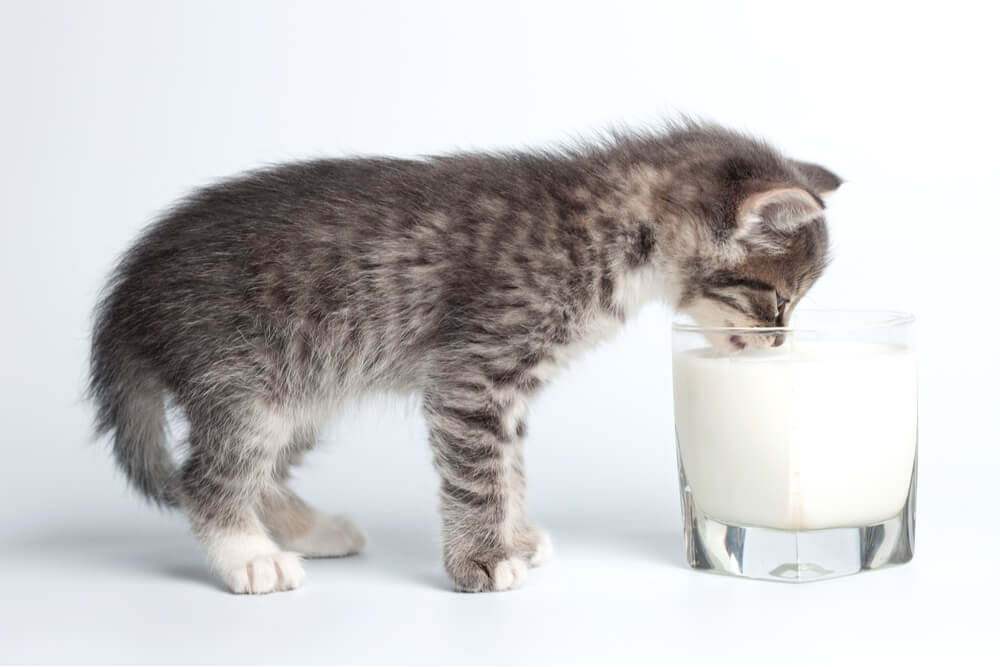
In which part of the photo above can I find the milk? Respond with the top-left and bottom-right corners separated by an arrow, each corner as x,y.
673,341 -> 917,531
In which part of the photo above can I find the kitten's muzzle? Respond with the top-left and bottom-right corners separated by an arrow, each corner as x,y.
731,331 -> 786,350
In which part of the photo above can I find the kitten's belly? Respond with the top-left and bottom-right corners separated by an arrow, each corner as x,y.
673,341 -> 917,530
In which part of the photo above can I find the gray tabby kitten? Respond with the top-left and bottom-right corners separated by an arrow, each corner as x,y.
89,122 -> 839,594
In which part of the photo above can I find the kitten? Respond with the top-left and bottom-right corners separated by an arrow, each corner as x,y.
89,122 -> 839,594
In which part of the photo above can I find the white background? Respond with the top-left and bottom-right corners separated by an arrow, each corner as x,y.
2,1 -> 998,664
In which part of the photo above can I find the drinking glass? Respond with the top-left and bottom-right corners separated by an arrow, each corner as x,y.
672,309 -> 917,582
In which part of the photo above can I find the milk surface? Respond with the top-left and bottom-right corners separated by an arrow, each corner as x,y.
673,341 -> 917,530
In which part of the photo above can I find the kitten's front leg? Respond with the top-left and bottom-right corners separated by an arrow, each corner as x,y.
509,438 -> 554,567
424,389 -> 530,592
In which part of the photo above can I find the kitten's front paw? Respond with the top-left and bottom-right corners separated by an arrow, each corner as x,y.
516,525 -> 554,567
447,554 -> 528,592
222,551 -> 305,594
527,529 -> 554,567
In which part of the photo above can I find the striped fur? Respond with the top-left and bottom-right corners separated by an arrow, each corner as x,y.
89,121 -> 837,593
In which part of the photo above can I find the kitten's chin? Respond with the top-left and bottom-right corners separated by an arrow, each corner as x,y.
736,333 -> 785,350
695,329 -> 743,352
701,330 -> 784,353
679,304 -> 784,352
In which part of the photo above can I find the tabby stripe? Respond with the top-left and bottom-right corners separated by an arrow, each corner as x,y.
434,451 -> 502,483
704,291 -> 753,316
435,431 -> 502,461
440,478 -> 493,508
437,405 -> 507,440
708,276 -> 776,292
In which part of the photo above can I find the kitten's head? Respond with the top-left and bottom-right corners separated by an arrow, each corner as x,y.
669,130 -> 840,350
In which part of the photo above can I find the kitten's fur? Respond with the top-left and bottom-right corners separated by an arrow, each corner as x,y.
89,122 -> 839,594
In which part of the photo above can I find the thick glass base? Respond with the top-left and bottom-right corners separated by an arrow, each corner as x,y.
678,455 -> 917,582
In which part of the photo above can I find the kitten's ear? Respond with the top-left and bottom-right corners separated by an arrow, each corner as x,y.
736,186 -> 824,238
792,161 -> 842,198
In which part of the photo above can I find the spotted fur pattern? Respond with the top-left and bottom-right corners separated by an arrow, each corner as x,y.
89,121 -> 839,593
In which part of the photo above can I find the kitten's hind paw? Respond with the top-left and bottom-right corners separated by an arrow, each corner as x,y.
282,514 -> 367,558
222,552 -> 305,594
448,555 -> 528,592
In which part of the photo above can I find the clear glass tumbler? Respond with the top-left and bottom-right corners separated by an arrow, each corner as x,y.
672,310 -> 917,582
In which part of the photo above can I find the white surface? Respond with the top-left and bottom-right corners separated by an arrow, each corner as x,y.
1,0 -> 998,664
674,341 -> 917,530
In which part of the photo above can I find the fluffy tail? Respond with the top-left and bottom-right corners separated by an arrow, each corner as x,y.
89,301 -> 179,508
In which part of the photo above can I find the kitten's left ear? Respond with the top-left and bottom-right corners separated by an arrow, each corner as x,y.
792,161 -> 843,198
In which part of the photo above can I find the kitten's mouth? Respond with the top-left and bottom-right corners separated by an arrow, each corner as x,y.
728,333 -> 786,350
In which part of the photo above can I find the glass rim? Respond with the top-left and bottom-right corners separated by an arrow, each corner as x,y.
671,308 -> 915,334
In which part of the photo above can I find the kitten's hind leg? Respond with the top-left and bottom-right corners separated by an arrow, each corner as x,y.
259,486 -> 366,558
258,428 -> 366,558
180,405 -> 305,594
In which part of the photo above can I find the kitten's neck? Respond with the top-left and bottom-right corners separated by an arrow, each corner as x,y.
575,161 -> 683,320
608,261 -> 675,320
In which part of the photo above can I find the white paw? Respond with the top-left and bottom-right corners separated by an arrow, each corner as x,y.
282,514 -> 366,558
493,557 -> 528,591
529,530 -> 554,567
222,552 -> 305,594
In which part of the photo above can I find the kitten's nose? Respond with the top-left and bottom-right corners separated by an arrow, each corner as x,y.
772,333 -> 786,347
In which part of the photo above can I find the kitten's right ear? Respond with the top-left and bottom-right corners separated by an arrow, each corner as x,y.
736,186 -> 824,237
793,161 -> 842,198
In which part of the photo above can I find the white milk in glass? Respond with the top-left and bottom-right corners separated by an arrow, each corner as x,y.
673,341 -> 917,531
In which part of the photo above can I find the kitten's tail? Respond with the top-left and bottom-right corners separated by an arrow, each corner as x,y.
89,312 -> 179,508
